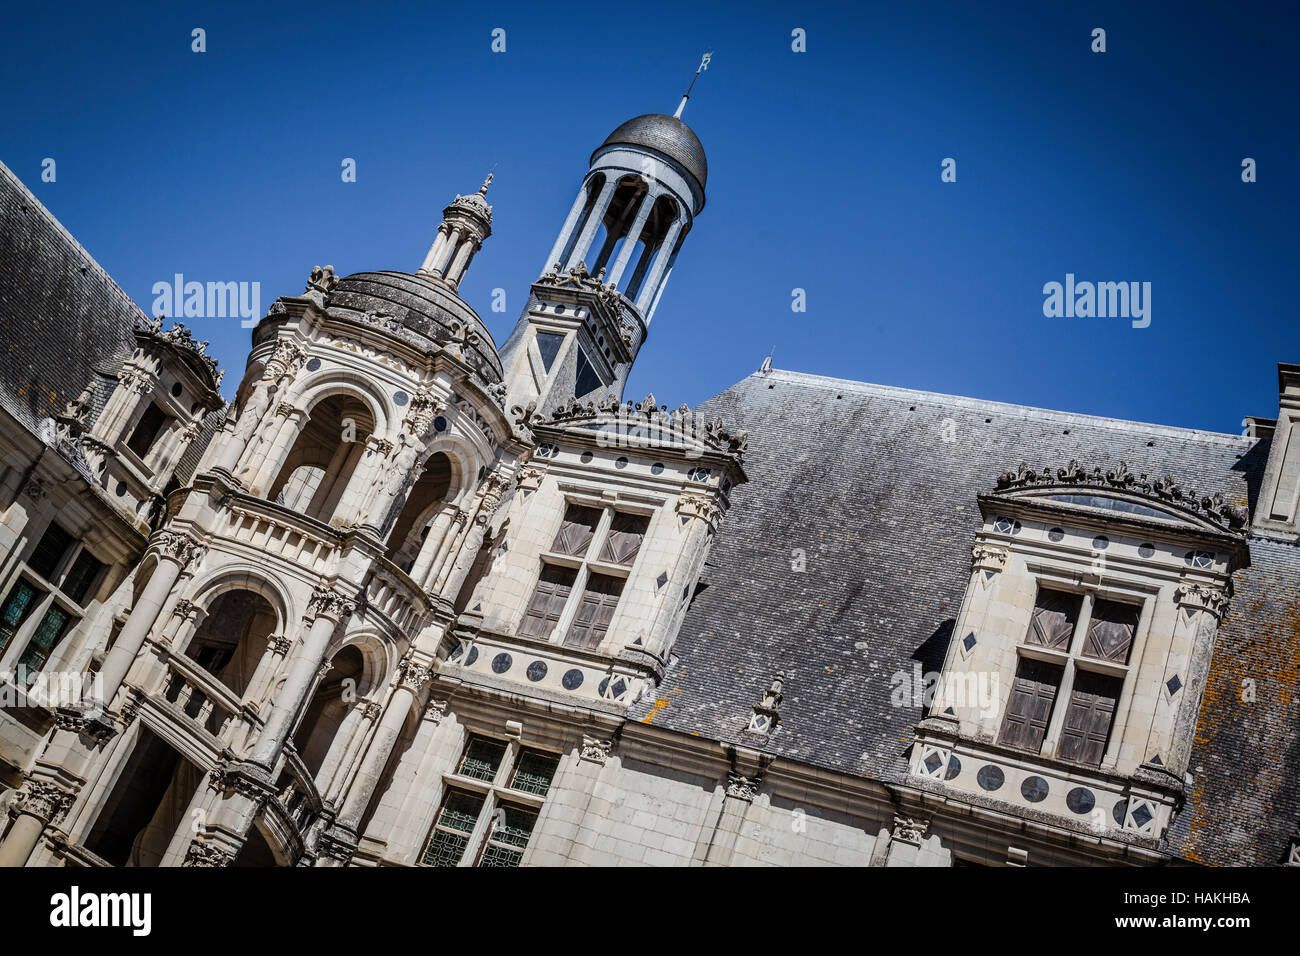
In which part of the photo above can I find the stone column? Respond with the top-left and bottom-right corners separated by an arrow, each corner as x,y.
334,658 -> 430,834
419,226 -> 451,275
444,239 -> 479,290
0,780 -> 75,867
607,190 -> 657,288
409,505 -> 457,585
248,585 -> 355,771
564,178 -> 617,272
240,403 -> 305,496
635,215 -> 685,313
96,531 -> 204,708
543,182 -> 592,275
430,228 -> 461,277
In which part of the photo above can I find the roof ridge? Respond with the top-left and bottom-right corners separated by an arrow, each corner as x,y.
752,367 -> 1254,449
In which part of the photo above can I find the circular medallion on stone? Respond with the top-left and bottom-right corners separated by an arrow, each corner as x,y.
651,462 -> 665,475
526,661 -> 547,682
562,668 -> 584,690
393,390 -> 409,406
944,756 -> 962,780
1112,799 -> 1128,826
171,381 -> 183,397
434,415 -> 448,432
581,451 -> 594,464
114,481 -> 127,497
464,647 -> 478,667
1138,542 -> 1155,558
615,456 -> 628,469
976,765 -> 1005,791
1066,787 -> 1095,815
305,358 -> 321,371
1092,535 -> 1109,550
1020,776 -> 1049,803
1048,527 -> 1065,542
598,676 -> 610,697
490,652 -> 511,674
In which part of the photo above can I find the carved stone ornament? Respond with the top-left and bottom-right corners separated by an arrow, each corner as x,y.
747,672 -> 784,734
892,815 -> 930,846
397,655 -> 432,693
424,697 -> 449,724
675,492 -> 724,529
269,634 -> 293,655
12,780 -> 75,824
995,459 -> 1248,532
971,544 -> 1009,574
183,839 -> 235,867
307,584 -> 357,622
1175,580 -> 1231,619
580,734 -> 614,765
135,316 -> 223,387
150,530 -> 205,570
172,598 -> 201,620
263,340 -> 309,384
307,264 -> 340,293
725,771 -> 759,802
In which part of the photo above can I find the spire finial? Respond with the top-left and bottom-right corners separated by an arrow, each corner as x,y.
674,50 -> 712,119
480,165 -> 496,195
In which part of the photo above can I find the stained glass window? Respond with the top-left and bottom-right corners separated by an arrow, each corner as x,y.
458,738 -> 506,782
0,581 -> 42,657
510,752 -> 559,797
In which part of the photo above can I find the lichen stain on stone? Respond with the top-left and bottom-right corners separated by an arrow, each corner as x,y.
641,697 -> 671,724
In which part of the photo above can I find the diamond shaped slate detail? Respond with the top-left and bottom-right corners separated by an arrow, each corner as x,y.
962,632 -> 977,652
924,752 -> 943,773
1132,803 -> 1153,828
656,572 -> 669,589
1166,674 -> 1182,695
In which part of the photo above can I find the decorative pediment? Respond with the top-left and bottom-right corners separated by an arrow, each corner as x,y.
134,316 -> 224,390
993,459 -> 1248,533
524,392 -> 748,463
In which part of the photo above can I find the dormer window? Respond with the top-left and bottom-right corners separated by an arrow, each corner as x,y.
126,402 -> 169,459
519,502 -> 649,650
998,584 -> 1139,768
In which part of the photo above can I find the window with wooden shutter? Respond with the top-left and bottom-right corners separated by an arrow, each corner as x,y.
597,512 -> 649,566
550,505 -> 601,557
1025,588 -> 1080,650
997,659 -> 1063,753
519,565 -> 576,640
1081,599 -> 1139,664
564,574 -> 624,650
1057,670 -> 1122,767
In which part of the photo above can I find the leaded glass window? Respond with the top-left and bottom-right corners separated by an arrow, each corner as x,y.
510,751 -> 559,796
478,806 -> 537,868
421,791 -> 484,866
16,605 -> 73,685
0,580 -> 43,657
458,737 -> 506,782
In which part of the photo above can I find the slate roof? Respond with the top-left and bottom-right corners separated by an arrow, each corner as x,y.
632,366 -> 1300,864
0,160 -> 140,438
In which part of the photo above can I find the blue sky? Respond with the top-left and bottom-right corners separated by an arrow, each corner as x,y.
2,0 -> 1296,433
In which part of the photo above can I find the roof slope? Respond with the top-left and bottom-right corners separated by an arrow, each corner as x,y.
0,160 -> 140,437
633,367 -> 1297,863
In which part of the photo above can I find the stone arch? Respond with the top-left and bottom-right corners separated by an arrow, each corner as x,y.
589,174 -> 651,277
383,452 -> 456,570
291,643 -> 368,781
267,391 -> 377,523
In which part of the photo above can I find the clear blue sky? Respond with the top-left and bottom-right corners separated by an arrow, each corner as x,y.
2,1 -> 1296,433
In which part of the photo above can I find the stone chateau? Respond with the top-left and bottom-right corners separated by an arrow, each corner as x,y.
0,108 -> 1297,867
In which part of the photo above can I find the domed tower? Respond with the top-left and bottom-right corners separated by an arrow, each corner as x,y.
499,112 -> 707,416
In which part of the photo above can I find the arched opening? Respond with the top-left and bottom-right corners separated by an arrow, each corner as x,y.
232,821 -> 282,867
268,393 -> 375,523
560,173 -> 605,269
591,176 -> 649,278
292,644 -> 367,780
626,195 -> 680,301
383,452 -> 454,572
183,589 -> 277,699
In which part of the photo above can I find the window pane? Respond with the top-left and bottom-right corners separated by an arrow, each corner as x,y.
1082,600 -> 1139,664
1058,670 -> 1122,767
458,738 -> 506,782
551,505 -> 601,557
564,574 -> 623,650
126,403 -> 168,458
422,829 -> 470,867
28,524 -> 73,581
598,513 -> 649,566
0,581 -> 43,657
61,550 -> 106,605
1025,588 -> 1080,650
438,791 -> 485,833
16,606 -> 74,685
519,565 -> 576,640
510,751 -> 559,796
997,659 -> 1063,753
479,805 -> 537,867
